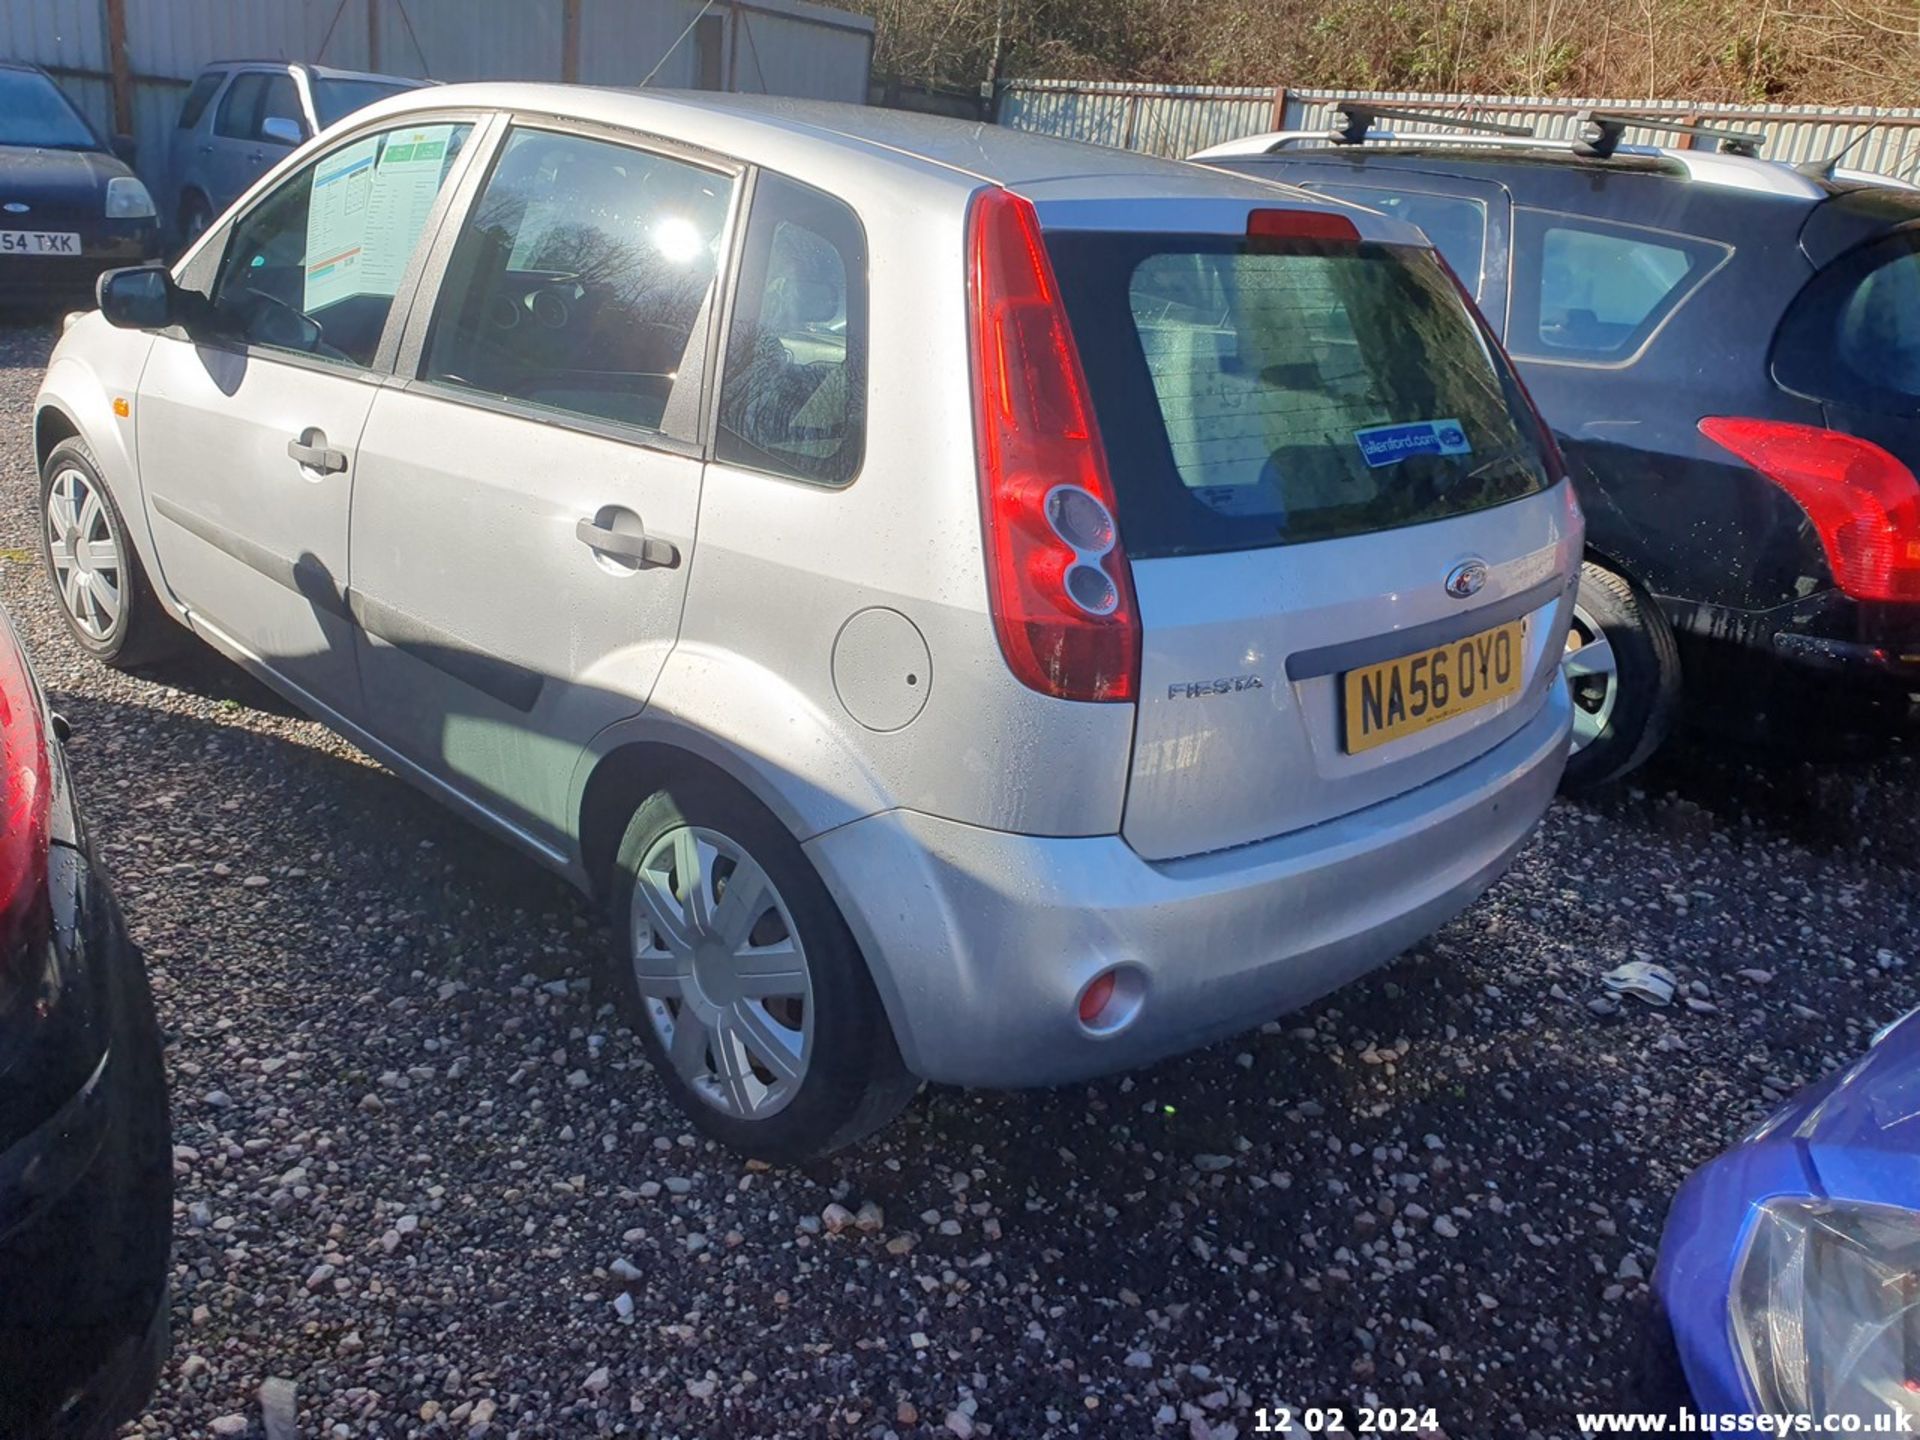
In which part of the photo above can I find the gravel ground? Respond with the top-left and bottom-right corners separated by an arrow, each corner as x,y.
3,315 -> 1916,1440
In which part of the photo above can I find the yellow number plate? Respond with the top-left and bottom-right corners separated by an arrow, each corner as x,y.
1342,619 -> 1527,755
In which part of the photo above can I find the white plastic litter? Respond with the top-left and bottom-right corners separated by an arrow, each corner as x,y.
1601,960 -> 1678,1007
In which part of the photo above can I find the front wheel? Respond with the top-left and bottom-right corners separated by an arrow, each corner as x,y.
39,438 -> 185,669
608,774 -> 917,1161
1560,559 -> 1681,791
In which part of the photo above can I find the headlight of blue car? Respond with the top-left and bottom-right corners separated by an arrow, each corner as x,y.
1656,1007 -> 1920,1422
1732,1198 -> 1920,1417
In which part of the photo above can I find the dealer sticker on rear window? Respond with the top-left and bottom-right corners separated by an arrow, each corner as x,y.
1354,418 -> 1473,469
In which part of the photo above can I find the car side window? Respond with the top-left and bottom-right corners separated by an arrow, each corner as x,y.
1775,233 -> 1920,413
1510,210 -> 1727,363
422,126 -> 736,435
716,173 -> 868,486
213,72 -> 267,141
1304,183 -> 1488,298
178,71 -> 222,130
207,120 -> 472,368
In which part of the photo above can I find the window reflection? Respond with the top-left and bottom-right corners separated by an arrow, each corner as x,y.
425,128 -> 735,433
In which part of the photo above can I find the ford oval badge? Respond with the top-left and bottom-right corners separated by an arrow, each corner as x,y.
2,202 -> 29,214
1445,560 -> 1488,599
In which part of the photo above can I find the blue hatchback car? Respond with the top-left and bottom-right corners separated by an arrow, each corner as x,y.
1656,1006 -> 1920,1421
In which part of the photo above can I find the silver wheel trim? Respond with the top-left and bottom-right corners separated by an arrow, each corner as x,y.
629,824 -> 814,1121
46,467 -> 123,643
1562,601 -> 1619,754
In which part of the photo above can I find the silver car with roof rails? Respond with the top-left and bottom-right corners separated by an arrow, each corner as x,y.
34,85 -> 1580,1158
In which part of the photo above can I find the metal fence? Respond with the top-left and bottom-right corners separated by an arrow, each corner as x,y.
2,0 -> 875,192
998,79 -> 1920,180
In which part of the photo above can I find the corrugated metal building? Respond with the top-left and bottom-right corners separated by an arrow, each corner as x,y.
999,79 -> 1920,181
1,0 -> 875,188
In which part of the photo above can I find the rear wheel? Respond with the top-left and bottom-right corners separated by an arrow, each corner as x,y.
39,438 -> 185,669
1560,559 -> 1681,791
608,774 -> 917,1161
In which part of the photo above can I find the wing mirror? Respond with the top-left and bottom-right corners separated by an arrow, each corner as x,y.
96,266 -> 182,331
260,115 -> 304,147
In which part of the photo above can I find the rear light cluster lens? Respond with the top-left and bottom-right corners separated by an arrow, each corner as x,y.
0,619 -> 51,961
1699,417 -> 1920,603
967,187 -> 1139,703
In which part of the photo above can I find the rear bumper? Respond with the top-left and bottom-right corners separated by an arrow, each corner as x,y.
809,678 -> 1571,1087
1664,591 -> 1920,689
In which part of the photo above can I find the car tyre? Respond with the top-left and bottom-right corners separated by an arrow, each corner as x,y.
1560,559 -> 1681,791
608,773 -> 918,1162
38,438 -> 185,669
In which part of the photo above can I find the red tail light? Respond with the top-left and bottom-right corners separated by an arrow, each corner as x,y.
1699,417 -> 1920,602
0,619 -> 51,959
967,187 -> 1139,703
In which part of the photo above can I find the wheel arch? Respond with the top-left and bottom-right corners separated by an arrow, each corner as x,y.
577,741 -> 743,904
33,403 -> 80,472
34,357 -> 174,612
573,722 -> 887,906
1580,543 -> 1642,589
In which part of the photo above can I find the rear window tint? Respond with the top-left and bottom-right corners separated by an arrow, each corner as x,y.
1049,232 -> 1553,559
1510,210 -> 1727,363
1775,230 -> 1920,412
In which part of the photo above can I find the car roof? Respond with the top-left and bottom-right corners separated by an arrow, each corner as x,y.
1193,131 -> 1859,202
350,82 -> 1355,206
1182,131 -> 1920,203
204,60 -> 424,86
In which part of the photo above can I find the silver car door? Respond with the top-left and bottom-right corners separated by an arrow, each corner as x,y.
135,114 -> 482,718
347,121 -> 741,853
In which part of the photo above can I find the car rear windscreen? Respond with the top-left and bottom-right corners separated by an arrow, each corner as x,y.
310,79 -> 415,129
1047,231 -> 1555,559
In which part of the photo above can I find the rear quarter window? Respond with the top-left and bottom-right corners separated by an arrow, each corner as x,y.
1774,229 -> 1920,413
1509,209 -> 1728,364
1049,231 -> 1554,559
716,173 -> 868,487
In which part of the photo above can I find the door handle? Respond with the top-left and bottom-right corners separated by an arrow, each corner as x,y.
287,436 -> 347,474
575,516 -> 677,568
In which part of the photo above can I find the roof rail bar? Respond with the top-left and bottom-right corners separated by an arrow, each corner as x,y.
1328,103 -> 1535,146
1574,110 -> 1766,159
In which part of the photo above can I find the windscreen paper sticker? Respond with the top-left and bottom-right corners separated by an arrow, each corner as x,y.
304,136 -> 377,313
303,126 -> 455,313
1354,418 -> 1472,469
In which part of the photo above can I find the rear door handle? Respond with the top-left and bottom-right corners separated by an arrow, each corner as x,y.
575,516 -> 677,568
287,436 -> 347,474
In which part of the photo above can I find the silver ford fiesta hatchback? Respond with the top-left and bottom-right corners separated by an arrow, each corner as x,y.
34,85 -> 1580,1157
